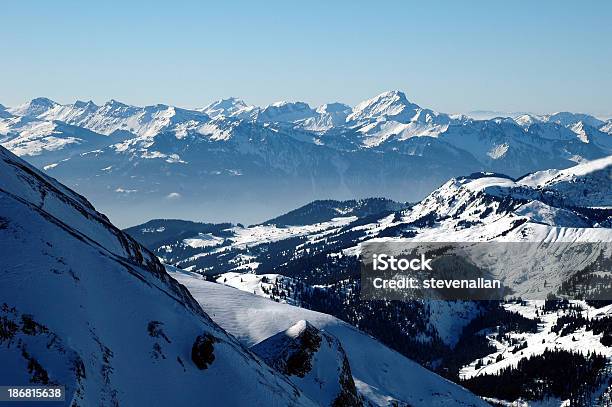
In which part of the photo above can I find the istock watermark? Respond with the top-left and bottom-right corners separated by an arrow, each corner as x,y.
372,253 -> 433,271
360,242 -> 612,301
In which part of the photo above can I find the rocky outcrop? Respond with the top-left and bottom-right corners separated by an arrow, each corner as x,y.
252,320 -> 362,407
191,333 -> 217,370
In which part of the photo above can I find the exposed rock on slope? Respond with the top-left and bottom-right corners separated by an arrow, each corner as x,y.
252,320 -> 362,407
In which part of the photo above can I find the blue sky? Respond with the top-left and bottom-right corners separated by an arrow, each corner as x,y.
1,0 -> 611,116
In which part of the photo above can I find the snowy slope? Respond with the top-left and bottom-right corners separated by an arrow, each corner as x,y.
0,103 -> 14,119
459,301 -> 612,381
216,272 -> 301,304
517,155 -> 612,207
455,300 -> 612,406
1,119 -> 109,160
301,103 -> 352,132
0,145 -> 318,407
169,269 -> 488,407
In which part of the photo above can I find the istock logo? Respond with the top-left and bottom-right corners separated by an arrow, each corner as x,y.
372,253 -> 433,271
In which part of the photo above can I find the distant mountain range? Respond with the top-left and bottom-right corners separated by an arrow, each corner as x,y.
2,91 -> 611,226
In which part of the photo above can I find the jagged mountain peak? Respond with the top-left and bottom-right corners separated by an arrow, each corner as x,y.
73,99 -> 98,109
200,97 -> 251,119
370,89 -> 411,102
209,96 -> 247,106
296,103 -> 352,131
8,97 -> 59,117
353,90 -> 415,108
102,98 -> 131,109
347,90 -> 424,123
261,100 -> 314,112
3,93 -> 611,225
29,96 -> 58,107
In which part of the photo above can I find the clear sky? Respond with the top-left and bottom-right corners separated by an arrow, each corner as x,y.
1,0 -> 611,116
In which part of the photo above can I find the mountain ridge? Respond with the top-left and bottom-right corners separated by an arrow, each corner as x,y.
2,91 -> 611,226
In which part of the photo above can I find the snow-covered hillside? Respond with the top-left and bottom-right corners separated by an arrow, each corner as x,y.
128,157 -> 611,405
459,301 -> 612,381
134,157 -> 612,285
169,269 -> 488,407
0,145 -> 324,406
458,300 -> 612,405
2,92 -> 610,226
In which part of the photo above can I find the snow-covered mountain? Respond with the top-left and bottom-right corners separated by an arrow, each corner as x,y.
309,103 -> 353,130
0,144 -> 323,406
169,269 -> 488,406
4,98 -> 210,146
128,154 -> 611,301
514,112 -> 607,130
255,101 -> 318,123
7,97 -> 59,118
544,112 -> 606,129
200,98 -> 352,132
130,156 -> 612,280
199,97 -> 254,119
0,143 -> 493,406
1,120 -> 110,160
2,92 -> 611,226
39,100 -> 210,138
128,156 -> 612,405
